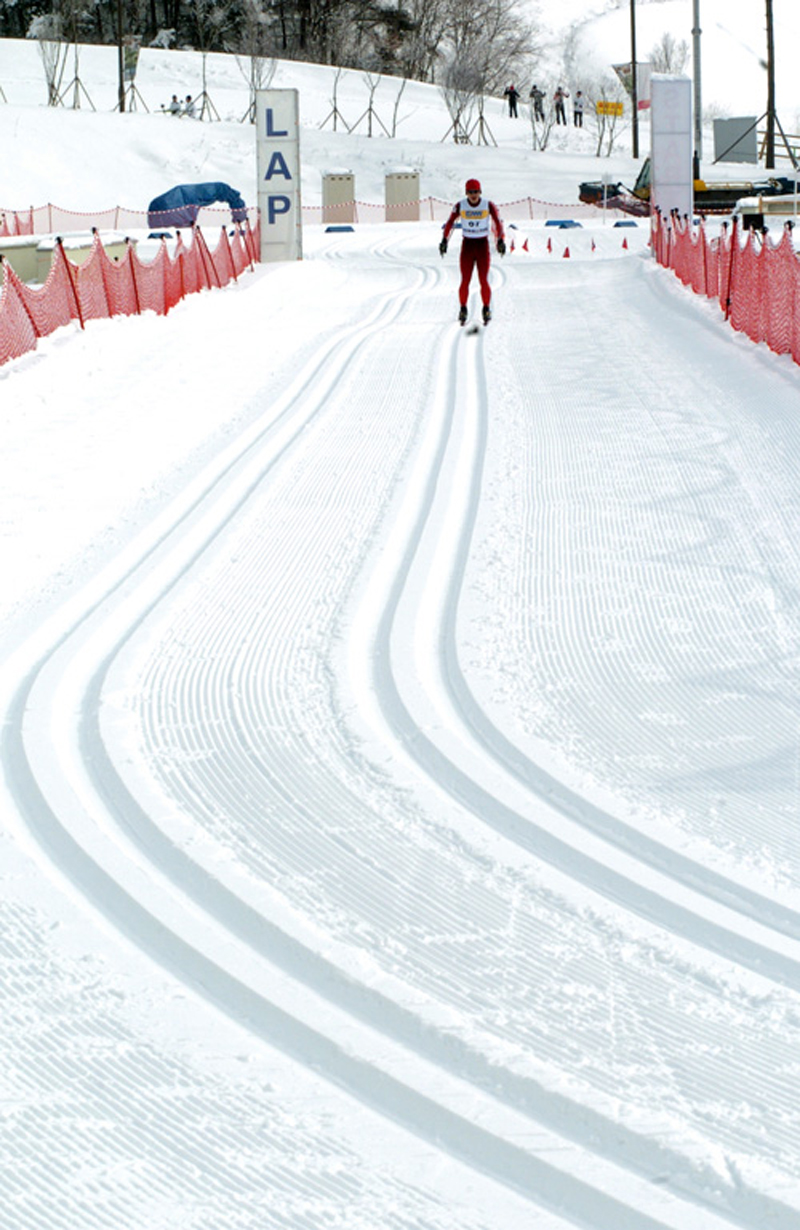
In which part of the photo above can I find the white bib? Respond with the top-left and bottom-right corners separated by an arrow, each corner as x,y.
459,197 -> 491,238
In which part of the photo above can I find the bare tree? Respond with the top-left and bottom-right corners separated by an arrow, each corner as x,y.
439,57 -> 480,142
583,72 -> 628,157
397,0 -> 447,82
29,13 -> 69,105
349,72 -> 391,135
390,76 -> 408,136
186,0 -> 235,118
319,66 -> 351,131
436,0 -> 539,148
529,92 -> 555,151
235,0 -> 277,122
649,31 -> 689,75
441,0 -> 537,97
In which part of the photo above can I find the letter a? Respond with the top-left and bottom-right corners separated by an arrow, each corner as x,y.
264,151 -> 292,181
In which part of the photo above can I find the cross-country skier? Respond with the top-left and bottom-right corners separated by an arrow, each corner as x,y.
503,84 -> 521,117
438,179 -> 506,325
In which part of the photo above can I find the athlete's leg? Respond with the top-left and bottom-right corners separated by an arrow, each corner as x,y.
459,242 -> 478,306
475,240 -> 492,306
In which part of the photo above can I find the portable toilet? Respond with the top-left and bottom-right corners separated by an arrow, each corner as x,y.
322,171 -> 356,224
385,168 -> 420,222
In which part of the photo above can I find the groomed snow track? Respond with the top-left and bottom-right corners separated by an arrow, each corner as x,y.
4,225 -> 800,1229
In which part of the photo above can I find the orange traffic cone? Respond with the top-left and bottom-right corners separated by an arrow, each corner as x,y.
622,237 -> 629,249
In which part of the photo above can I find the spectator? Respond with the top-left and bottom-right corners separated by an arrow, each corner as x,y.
183,94 -> 196,118
573,90 -> 584,127
168,94 -> 181,115
529,84 -> 545,122
503,84 -> 521,118
554,86 -> 569,125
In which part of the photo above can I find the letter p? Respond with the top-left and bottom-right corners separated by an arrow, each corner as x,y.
267,196 -> 292,225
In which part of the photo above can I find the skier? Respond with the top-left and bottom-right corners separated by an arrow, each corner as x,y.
503,84 -> 521,117
529,84 -> 545,122
439,178 -> 506,326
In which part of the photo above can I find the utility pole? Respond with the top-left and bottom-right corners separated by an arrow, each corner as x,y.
116,0 -> 125,112
692,0 -> 702,161
630,0 -> 639,158
765,0 -> 775,168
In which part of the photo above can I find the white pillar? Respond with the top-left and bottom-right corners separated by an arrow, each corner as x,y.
256,88 -> 303,262
651,75 -> 693,219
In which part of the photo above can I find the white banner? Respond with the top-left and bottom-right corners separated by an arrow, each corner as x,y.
256,88 -> 303,262
650,76 -> 693,219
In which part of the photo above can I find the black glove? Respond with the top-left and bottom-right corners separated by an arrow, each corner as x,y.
439,237 -> 448,256
497,238 -> 506,256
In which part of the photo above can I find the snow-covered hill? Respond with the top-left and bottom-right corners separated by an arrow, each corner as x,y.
2,0 -> 800,218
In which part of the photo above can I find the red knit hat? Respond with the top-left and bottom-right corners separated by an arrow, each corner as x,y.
465,178 -> 481,194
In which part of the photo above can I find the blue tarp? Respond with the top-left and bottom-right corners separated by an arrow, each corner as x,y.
147,182 -> 248,228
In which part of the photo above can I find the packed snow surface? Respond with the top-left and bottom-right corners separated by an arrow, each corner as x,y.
3,16 -> 800,1230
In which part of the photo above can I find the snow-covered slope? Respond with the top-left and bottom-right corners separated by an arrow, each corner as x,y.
3,31 -> 800,1230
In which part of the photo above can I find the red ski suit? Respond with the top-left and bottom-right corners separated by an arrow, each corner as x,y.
442,196 -> 504,307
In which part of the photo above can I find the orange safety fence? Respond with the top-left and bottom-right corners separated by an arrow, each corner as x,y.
651,211 -> 800,367
0,204 -> 260,236
0,219 -> 260,368
300,195 -> 624,224
1,195 -> 621,236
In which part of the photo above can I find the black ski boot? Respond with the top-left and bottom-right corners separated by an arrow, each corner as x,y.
482,304 -> 492,325
458,305 -> 468,325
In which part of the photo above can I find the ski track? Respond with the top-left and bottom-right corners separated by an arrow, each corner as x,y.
5,227 -> 800,1228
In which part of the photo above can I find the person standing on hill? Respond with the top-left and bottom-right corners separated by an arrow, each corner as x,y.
554,86 -> 569,125
503,84 -> 520,117
439,178 -> 506,326
573,90 -> 584,127
529,84 -> 545,121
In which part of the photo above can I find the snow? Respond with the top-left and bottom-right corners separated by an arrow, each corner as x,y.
3,13 -> 800,1230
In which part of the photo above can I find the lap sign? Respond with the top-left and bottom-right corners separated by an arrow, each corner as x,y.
256,88 -> 302,262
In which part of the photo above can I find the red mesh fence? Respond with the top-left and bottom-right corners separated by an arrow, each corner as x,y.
1,204 -> 259,236
308,194 -> 624,225
652,212 -> 800,367
2,195 -> 621,236
0,220 -> 260,369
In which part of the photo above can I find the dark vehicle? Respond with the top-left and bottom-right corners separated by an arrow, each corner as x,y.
579,157 -> 795,216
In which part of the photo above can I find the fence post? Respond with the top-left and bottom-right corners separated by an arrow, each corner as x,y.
191,224 -> 210,288
724,217 -> 738,322
221,227 -> 238,284
240,220 -> 257,269
195,227 -> 220,288
787,222 -> 800,364
126,238 -> 142,315
92,227 -> 112,317
56,238 -> 85,329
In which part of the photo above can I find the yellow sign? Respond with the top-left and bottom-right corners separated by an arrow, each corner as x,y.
596,101 -> 624,117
